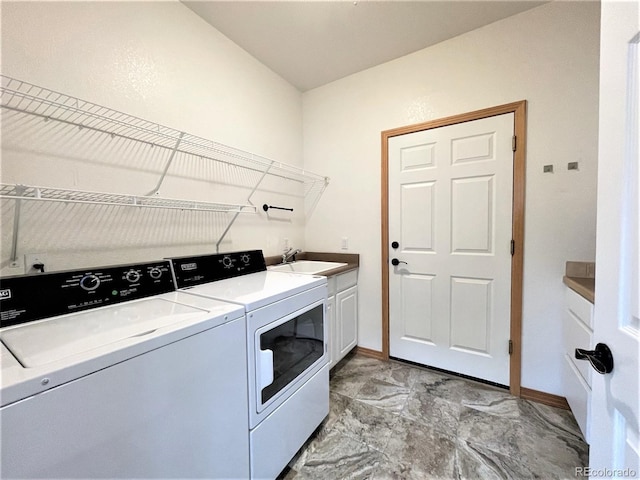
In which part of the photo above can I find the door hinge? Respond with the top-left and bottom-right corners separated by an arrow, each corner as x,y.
512,135 -> 517,152
510,239 -> 515,256
509,340 -> 513,355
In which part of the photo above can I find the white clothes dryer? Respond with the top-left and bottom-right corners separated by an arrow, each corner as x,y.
170,251 -> 330,480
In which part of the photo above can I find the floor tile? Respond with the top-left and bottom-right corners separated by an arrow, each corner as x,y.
400,389 -> 463,436
293,429 -> 384,479
332,398 -> 401,451
454,438 -> 537,480
383,416 -> 457,478
332,355 -> 388,379
457,406 -> 588,479
369,361 -> 419,388
521,399 -> 586,442
286,354 -> 589,480
371,459 -> 441,480
324,392 -> 353,432
330,371 -> 368,398
355,378 -> 411,413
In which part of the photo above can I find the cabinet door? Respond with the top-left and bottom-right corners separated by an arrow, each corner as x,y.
336,285 -> 358,362
327,295 -> 337,368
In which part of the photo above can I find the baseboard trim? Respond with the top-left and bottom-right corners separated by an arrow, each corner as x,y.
355,346 -> 386,360
520,387 -> 570,410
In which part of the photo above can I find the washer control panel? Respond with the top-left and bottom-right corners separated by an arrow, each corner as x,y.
0,261 -> 174,328
170,250 -> 266,289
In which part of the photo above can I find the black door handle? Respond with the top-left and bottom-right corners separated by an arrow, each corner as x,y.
391,258 -> 407,266
575,343 -> 614,374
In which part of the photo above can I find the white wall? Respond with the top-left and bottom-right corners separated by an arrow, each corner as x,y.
0,1 -> 304,274
303,1 -> 600,395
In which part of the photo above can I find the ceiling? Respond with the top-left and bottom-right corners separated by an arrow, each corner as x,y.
183,0 -> 546,92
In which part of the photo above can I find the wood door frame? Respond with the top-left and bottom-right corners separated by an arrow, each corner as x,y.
381,100 -> 527,396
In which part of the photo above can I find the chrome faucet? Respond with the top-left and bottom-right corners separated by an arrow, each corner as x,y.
282,248 -> 302,264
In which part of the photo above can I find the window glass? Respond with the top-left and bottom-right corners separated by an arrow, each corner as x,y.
260,304 -> 324,404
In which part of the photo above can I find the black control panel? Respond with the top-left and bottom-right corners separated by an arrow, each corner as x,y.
0,261 -> 175,328
170,250 -> 266,289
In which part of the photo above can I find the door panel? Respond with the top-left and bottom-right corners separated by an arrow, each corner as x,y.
451,175 -> 494,253
388,113 -> 514,385
401,273 -> 435,343
452,132 -> 496,164
590,0 -> 639,471
400,142 -> 436,170
450,276 -> 492,355
401,182 -> 435,251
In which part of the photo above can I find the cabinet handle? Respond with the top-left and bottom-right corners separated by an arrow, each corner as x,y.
575,343 -> 614,374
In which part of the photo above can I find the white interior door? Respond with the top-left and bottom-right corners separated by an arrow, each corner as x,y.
589,0 -> 640,473
388,113 -> 514,386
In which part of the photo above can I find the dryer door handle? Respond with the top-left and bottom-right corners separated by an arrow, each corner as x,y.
258,348 -> 274,390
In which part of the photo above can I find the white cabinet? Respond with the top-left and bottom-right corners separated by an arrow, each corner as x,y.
563,287 -> 594,443
327,269 -> 358,368
336,285 -> 358,361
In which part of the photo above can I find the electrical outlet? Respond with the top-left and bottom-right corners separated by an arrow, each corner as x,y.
341,237 -> 349,250
25,253 -> 48,274
283,238 -> 290,250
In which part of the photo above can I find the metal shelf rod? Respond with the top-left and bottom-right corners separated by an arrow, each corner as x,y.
4,102 -> 323,185
0,184 -> 257,214
1,77 -> 328,186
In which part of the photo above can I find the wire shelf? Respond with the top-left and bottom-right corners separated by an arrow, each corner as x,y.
0,75 -> 330,187
0,184 -> 257,214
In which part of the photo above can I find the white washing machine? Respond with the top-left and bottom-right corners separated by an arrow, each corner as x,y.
170,250 -> 330,480
0,260 -> 250,479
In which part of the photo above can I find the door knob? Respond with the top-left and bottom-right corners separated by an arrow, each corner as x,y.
575,343 -> 614,374
391,258 -> 407,266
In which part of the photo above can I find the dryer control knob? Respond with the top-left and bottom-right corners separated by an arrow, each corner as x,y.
125,270 -> 141,283
80,274 -> 100,291
149,267 -> 163,280
222,256 -> 233,268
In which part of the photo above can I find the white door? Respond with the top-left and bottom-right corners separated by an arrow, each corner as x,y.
388,113 -> 514,385
589,0 -> 640,474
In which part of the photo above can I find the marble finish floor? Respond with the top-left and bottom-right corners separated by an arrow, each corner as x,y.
281,354 -> 588,479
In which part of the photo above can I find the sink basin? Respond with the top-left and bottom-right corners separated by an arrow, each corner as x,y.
268,260 -> 348,275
